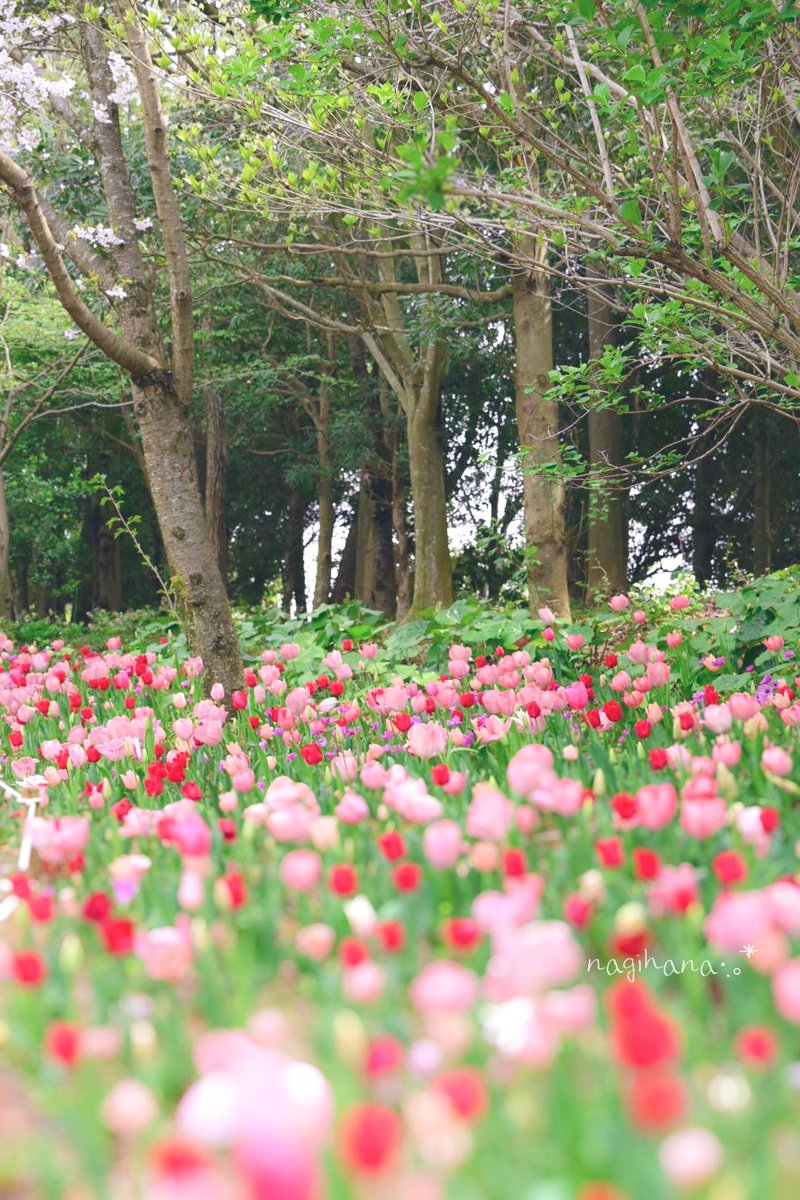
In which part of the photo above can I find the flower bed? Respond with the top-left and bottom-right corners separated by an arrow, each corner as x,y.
0,587 -> 799,1198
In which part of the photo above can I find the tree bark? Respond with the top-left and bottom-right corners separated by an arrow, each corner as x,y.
331,501 -> 359,603
282,489 -> 307,613
354,467 -> 372,603
134,375 -> 241,689
512,237 -> 571,617
351,359 -> 397,615
389,399 -> 412,619
406,398 -> 453,612
586,284 -> 627,596
201,320 -> 228,583
358,467 -> 396,615
0,467 -> 13,621
93,500 -> 122,612
753,412 -> 772,575
313,333 -> 336,608
691,416 -> 718,588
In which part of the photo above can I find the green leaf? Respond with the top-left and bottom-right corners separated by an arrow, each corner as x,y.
619,198 -> 643,227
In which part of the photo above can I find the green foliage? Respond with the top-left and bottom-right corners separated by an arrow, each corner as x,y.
717,567 -> 800,653
5,450 -> 90,608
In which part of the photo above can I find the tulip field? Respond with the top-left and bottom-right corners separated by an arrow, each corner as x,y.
1,576 -> 800,1200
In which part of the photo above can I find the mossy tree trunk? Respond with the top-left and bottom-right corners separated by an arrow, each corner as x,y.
586,283 -> 627,596
512,235 -> 570,617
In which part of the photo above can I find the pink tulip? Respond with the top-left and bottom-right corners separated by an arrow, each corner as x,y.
423,820 -> 463,869
680,797 -> 727,839
334,789 -> 370,824
408,721 -> 449,759
705,891 -> 772,952
636,784 -> 677,830
360,759 -> 386,790
659,1128 -> 723,1190
541,983 -> 597,1032
646,660 -> 671,688
627,640 -> 650,665
703,704 -> 732,734
137,923 -> 193,983
342,961 -> 386,1004
773,958 -> 800,1023
295,924 -> 335,961
102,1080 -> 158,1136
762,746 -> 792,776
712,738 -> 741,767
507,743 -> 554,796
280,850 -> 322,893
484,921 -> 583,999
410,961 -> 480,1013
565,681 -> 589,710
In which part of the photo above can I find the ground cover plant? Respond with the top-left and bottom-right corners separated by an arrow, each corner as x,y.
1,577 -> 799,1199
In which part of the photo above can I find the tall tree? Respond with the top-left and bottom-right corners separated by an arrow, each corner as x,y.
513,237 -> 570,616
0,4 -> 241,689
586,283 -> 627,596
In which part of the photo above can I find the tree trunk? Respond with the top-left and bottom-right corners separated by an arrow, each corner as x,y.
752,412 -> 772,575
586,284 -> 627,596
93,500 -> 122,612
367,237 -> 451,615
19,561 -> 30,613
512,237 -> 571,617
354,373 -> 397,616
312,332 -> 336,608
282,488 -> 306,614
332,501 -> 359,603
202,329 -> 228,584
407,399 -> 453,613
0,467 -> 14,621
354,468 -> 371,603
133,375 -> 241,692
391,440 -> 412,619
314,459 -> 334,609
691,417 -> 718,588
359,470 -> 396,615
353,467 -> 396,614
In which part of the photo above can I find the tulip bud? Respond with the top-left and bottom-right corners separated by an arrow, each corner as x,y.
716,764 -> 739,803
333,1009 -> 367,1067
614,902 -> 646,936
130,1020 -> 158,1062
579,869 -> 606,903
59,932 -> 83,972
